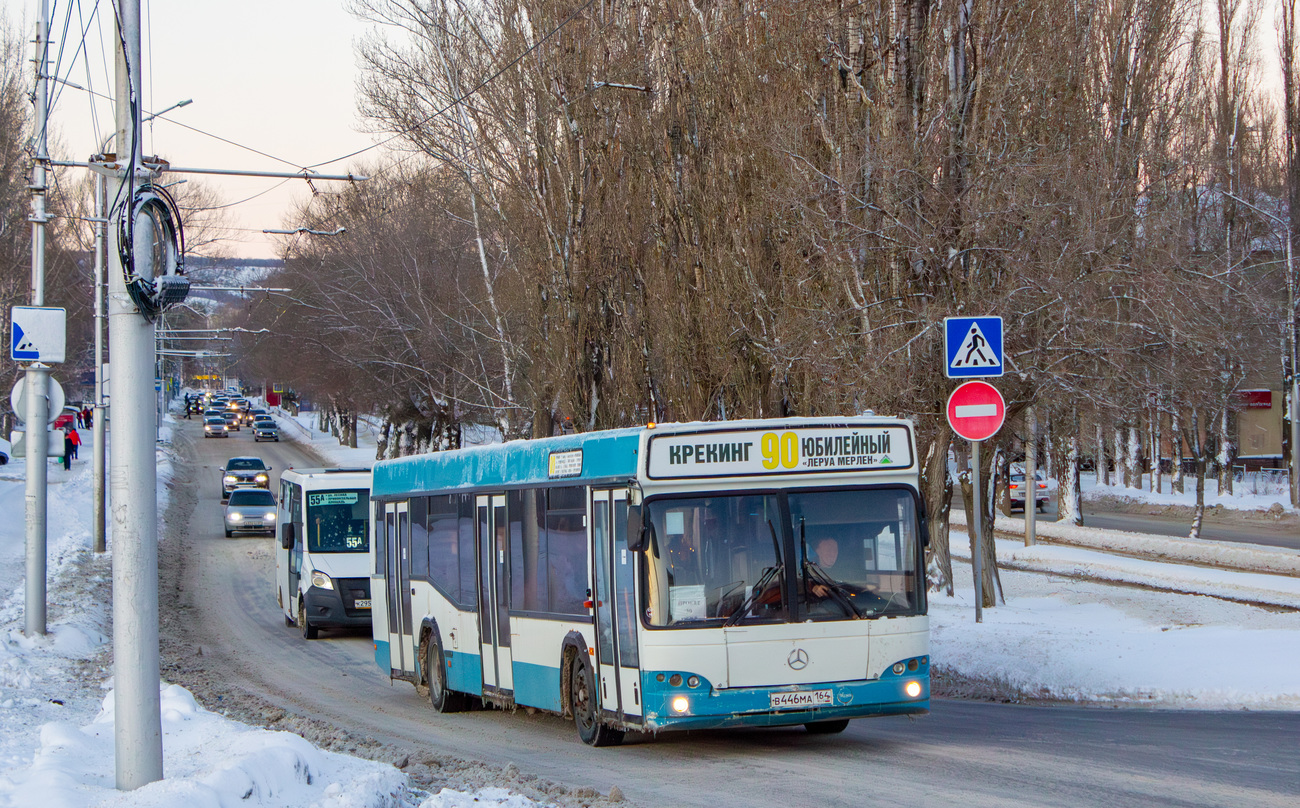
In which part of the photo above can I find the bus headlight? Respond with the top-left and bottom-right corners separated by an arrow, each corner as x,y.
671,696 -> 690,714
310,571 -> 334,590
905,681 -> 923,698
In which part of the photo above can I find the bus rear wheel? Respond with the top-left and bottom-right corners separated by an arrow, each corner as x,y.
805,718 -> 850,734
426,634 -> 470,713
571,656 -> 623,747
298,601 -> 318,640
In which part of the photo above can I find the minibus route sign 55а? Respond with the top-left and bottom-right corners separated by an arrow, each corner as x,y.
369,417 -> 930,747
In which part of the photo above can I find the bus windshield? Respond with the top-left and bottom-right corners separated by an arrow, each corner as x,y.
642,488 -> 920,627
305,489 -> 370,553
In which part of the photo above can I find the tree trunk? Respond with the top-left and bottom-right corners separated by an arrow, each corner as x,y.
1026,406 -> 1038,546
1113,424 -> 1124,487
1217,408 -> 1234,495
1189,407 -> 1206,538
921,429 -> 955,596
1171,407 -> 1185,493
1096,421 -> 1106,487
1126,423 -> 1141,489
997,446 -> 1012,516
1057,410 -> 1084,526
1152,404 -> 1163,494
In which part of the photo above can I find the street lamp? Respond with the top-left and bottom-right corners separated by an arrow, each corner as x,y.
1225,192 -> 1300,508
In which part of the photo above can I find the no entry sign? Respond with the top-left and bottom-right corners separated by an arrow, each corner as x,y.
946,381 -> 1005,442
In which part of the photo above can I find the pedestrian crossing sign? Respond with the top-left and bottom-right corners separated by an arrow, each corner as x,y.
944,317 -> 1003,378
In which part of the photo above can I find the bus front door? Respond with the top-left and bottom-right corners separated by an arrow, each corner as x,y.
477,494 -> 512,694
386,501 -> 415,676
592,489 -> 642,721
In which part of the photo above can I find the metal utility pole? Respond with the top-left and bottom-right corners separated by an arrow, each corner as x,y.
93,172 -> 107,553
108,0 -> 163,789
23,0 -> 51,638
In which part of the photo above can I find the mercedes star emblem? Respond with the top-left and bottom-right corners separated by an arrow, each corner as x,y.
787,648 -> 809,670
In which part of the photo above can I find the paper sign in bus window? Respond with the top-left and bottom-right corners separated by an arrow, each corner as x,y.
670,585 -> 707,621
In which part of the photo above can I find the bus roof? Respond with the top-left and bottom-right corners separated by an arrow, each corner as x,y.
372,428 -> 642,499
279,467 -> 373,485
371,416 -> 915,499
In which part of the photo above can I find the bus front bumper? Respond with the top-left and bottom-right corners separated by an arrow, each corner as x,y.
302,585 -> 373,629
640,665 -> 929,732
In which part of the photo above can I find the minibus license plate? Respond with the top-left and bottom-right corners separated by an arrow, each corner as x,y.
354,599 -> 372,609
770,690 -> 832,709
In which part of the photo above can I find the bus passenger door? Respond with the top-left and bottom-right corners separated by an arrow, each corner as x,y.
591,489 -> 642,720
385,502 -> 414,675
477,494 -> 512,694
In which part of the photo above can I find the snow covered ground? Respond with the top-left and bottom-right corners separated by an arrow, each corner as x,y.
0,406 -> 1296,806
1081,470 -> 1295,513
0,415 -> 542,808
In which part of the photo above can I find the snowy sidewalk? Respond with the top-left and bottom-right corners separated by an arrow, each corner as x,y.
950,509 -> 1300,577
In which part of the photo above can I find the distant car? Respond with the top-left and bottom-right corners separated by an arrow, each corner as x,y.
1009,472 -> 1049,512
224,488 -> 277,538
252,419 -> 280,442
203,416 -> 229,438
203,408 -> 223,419
222,411 -> 241,431
221,456 -> 271,500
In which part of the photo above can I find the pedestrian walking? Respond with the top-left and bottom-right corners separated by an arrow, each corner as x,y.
69,427 -> 81,460
82,406 -> 92,427
62,430 -> 73,470
83,407 -> 93,428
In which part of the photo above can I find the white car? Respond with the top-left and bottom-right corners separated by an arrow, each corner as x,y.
1009,472 -> 1049,512
224,488 -> 277,538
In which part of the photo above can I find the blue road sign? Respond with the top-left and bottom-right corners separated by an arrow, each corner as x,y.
944,316 -> 1003,378
10,306 -> 67,363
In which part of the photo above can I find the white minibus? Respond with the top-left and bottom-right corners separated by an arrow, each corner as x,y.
276,467 -> 374,639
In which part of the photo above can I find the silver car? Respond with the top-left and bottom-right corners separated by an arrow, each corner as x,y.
203,416 -> 229,438
252,418 -> 280,442
224,488 -> 277,537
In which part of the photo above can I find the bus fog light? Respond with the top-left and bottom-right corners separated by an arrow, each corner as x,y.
892,662 -> 905,675
905,680 -> 922,698
672,696 -> 690,713
669,674 -> 682,687
687,676 -> 700,688
907,659 -> 919,672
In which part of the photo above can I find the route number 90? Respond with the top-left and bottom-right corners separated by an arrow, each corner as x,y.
761,431 -> 800,470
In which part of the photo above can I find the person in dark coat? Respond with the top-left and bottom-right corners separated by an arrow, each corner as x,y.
62,431 -> 73,470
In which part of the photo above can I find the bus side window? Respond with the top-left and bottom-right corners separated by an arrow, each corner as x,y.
545,487 -> 587,616
410,497 -> 430,580
428,495 -> 460,603
457,494 -> 476,608
508,489 -> 547,612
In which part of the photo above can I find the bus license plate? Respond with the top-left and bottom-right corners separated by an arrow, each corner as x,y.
354,599 -> 372,609
770,690 -> 833,709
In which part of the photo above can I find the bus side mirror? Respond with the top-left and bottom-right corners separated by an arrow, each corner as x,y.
280,522 -> 296,550
625,505 -> 645,552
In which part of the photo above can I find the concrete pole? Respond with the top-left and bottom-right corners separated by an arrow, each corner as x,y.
24,0 -> 51,638
108,0 -> 163,788
1025,407 -> 1037,547
93,173 -> 107,553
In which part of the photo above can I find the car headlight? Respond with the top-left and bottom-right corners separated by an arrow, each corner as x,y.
204,425 -> 212,431
310,571 -> 334,590
264,513 -> 276,522
255,474 -> 268,482
227,512 -> 243,522
223,475 -> 237,484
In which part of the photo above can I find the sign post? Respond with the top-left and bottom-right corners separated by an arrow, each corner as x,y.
946,377 -> 1007,624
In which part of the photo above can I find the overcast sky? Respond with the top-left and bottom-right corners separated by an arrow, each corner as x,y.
3,0 -> 382,260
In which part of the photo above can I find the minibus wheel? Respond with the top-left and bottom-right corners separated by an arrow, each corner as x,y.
571,657 -> 623,747
426,634 -> 469,713
298,601 -> 318,640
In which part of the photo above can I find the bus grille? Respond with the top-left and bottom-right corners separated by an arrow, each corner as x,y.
338,578 -> 371,615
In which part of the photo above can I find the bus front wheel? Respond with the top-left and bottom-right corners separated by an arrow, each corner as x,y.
571,656 -> 623,747
426,634 -> 470,713
298,601 -> 318,640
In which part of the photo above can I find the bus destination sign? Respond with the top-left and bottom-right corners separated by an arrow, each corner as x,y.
647,426 -> 912,479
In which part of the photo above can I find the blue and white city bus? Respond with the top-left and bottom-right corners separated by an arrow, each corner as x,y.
369,417 -> 929,746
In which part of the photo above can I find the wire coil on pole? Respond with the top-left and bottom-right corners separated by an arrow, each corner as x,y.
115,182 -> 188,321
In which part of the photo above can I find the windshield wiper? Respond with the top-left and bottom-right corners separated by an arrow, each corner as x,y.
804,560 -> 863,619
724,564 -> 782,627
